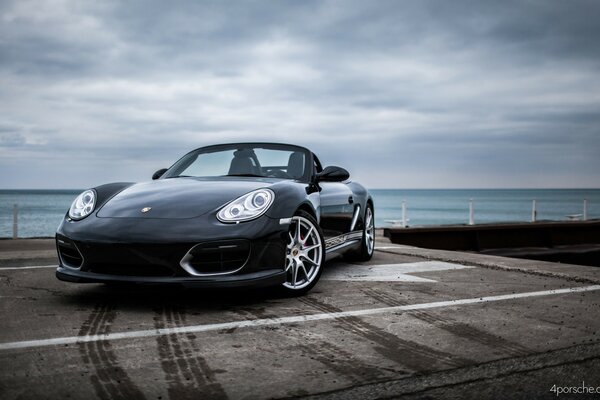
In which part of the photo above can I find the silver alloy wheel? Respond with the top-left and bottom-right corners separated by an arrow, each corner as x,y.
365,207 -> 375,255
283,216 -> 323,290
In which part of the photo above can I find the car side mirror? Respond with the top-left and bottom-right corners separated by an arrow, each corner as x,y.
316,166 -> 350,182
152,168 -> 168,180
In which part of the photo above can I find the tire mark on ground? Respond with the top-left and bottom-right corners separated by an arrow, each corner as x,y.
20,285 -> 65,296
360,286 -> 531,357
0,273 -> 12,286
235,307 -> 397,385
299,296 -> 472,372
295,330 -> 402,384
153,304 -> 227,400
78,303 -> 146,400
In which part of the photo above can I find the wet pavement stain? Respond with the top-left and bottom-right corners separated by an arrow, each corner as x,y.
299,296 -> 473,372
360,286 -> 531,357
78,303 -> 146,400
235,306 -> 395,385
295,331 -> 398,384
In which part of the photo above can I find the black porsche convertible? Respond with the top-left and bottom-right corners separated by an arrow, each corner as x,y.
56,143 -> 374,295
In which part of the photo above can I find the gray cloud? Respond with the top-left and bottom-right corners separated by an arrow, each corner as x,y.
0,0 -> 599,189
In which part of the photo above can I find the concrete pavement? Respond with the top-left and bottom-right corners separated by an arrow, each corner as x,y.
0,238 -> 599,399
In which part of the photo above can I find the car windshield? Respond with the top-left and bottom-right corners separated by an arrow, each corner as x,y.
162,144 -> 310,181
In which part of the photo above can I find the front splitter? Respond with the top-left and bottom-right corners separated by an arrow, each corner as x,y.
56,267 -> 286,288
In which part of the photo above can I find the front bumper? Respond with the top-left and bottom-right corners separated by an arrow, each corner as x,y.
55,213 -> 289,287
56,267 -> 286,288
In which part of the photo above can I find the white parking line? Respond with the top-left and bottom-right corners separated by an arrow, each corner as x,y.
1,285 -> 598,351
323,261 -> 473,282
0,265 -> 56,271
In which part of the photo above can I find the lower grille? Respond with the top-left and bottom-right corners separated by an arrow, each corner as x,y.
68,242 -> 188,277
180,240 -> 251,276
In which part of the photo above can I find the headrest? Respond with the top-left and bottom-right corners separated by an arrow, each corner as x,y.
234,149 -> 255,158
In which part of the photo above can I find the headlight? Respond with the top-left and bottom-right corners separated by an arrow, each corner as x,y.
68,189 -> 96,220
217,189 -> 274,223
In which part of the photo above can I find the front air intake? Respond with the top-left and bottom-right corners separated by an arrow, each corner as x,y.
180,240 -> 251,276
56,237 -> 84,268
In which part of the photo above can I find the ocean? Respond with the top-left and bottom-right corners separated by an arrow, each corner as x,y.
372,189 -> 600,227
1,189 -> 599,238
0,190 -> 81,238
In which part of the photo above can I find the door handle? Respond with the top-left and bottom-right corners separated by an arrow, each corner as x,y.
348,196 -> 354,204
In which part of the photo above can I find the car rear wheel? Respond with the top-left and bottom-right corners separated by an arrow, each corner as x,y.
280,211 -> 324,296
345,204 -> 375,261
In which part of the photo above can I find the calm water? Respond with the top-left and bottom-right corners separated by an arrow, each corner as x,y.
0,190 -> 81,238
1,189 -> 599,238
371,189 -> 600,227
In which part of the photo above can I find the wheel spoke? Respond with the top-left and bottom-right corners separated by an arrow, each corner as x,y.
301,226 -> 313,244
292,260 -> 299,287
302,243 -> 320,252
300,262 -> 309,280
295,219 -> 301,243
300,256 -> 318,267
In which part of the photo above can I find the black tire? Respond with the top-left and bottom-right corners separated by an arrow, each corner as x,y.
344,204 -> 375,262
277,210 -> 325,296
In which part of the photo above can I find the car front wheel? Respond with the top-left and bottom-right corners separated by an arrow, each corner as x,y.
281,211 -> 324,296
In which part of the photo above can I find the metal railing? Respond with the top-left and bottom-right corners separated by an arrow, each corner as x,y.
12,204 -> 18,239
386,198 -> 591,228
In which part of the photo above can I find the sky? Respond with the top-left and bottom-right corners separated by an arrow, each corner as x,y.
1,0 -> 599,189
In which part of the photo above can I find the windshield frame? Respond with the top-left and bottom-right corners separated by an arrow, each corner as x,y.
161,143 -> 314,182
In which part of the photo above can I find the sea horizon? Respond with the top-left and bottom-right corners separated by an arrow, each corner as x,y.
1,188 -> 599,238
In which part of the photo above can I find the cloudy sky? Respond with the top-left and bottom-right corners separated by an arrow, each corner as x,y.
1,0 -> 599,189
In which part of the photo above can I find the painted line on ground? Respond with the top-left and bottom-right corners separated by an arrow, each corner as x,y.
1,285 -> 599,351
322,261 -> 473,282
0,265 -> 56,271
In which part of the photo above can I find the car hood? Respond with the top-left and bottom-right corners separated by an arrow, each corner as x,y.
96,178 -> 278,219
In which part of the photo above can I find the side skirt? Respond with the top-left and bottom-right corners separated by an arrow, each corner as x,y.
324,231 -> 362,261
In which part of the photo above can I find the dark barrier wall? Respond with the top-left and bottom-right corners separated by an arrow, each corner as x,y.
384,221 -> 600,252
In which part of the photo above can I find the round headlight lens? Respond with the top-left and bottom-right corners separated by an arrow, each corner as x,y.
69,189 -> 96,220
253,193 -> 266,207
217,189 -> 274,223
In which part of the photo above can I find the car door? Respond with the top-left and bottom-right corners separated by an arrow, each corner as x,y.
318,181 -> 355,241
